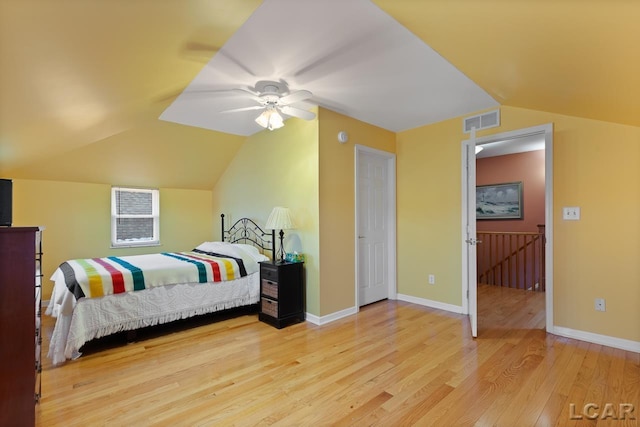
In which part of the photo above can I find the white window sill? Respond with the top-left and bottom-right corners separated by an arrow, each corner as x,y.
110,242 -> 161,249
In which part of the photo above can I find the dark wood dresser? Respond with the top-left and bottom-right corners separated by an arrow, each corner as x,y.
0,227 -> 42,426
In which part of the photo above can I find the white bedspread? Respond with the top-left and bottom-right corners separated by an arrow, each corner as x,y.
46,273 -> 260,365
46,242 -> 266,365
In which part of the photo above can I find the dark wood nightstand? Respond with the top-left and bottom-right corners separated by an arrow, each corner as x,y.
258,261 -> 305,328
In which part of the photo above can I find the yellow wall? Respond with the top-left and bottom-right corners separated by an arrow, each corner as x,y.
396,118 -> 464,306
397,105 -> 640,342
13,179 -> 214,298
5,122 -> 246,191
212,115 -> 321,314
212,107 -> 395,317
317,109 -> 396,315
501,106 -> 640,342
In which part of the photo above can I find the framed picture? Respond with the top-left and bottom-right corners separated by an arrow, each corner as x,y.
476,181 -> 523,220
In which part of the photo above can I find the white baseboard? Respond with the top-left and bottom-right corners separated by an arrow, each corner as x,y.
396,293 -> 464,314
304,306 -> 358,326
304,313 -> 321,325
304,299 -> 639,354
552,326 -> 640,353
306,295 -> 464,326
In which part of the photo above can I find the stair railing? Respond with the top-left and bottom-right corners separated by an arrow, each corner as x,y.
477,228 -> 545,291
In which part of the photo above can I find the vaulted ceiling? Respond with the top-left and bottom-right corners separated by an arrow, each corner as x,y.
1,0 -> 638,189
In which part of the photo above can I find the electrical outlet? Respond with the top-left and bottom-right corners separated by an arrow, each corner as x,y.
428,274 -> 435,285
595,298 -> 606,312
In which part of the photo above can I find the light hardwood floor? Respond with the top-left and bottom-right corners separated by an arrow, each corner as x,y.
37,286 -> 639,426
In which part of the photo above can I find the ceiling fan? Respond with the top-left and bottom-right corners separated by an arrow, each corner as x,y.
221,80 -> 316,130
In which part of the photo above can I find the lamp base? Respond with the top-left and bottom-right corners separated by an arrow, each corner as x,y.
277,229 -> 286,263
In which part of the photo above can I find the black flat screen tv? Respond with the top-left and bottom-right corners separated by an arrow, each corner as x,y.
0,179 -> 12,226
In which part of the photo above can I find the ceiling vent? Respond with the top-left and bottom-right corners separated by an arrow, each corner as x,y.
463,109 -> 500,133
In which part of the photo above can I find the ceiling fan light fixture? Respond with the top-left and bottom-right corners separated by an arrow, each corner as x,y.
255,107 -> 284,131
268,110 -> 284,130
254,111 -> 269,128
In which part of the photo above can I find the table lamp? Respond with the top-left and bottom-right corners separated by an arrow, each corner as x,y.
265,207 -> 296,263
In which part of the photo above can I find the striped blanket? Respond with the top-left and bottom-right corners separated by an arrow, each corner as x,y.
58,250 -> 248,300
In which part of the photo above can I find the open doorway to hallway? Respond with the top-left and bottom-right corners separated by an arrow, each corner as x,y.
475,134 -> 547,333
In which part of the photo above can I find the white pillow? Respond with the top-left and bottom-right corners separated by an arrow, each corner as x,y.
194,241 -> 269,263
231,243 -> 260,256
194,241 -> 230,253
232,243 -> 270,262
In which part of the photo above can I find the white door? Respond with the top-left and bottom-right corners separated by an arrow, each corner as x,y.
463,140 -> 478,337
461,124 -> 554,335
357,149 -> 390,306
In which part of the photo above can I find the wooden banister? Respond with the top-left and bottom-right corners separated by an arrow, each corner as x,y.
477,230 -> 545,291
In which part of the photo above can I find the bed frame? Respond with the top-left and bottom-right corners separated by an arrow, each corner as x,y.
119,215 -> 275,343
221,214 -> 275,257
47,215 -> 275,365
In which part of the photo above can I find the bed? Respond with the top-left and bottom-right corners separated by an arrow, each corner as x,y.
46,215 -> 274,365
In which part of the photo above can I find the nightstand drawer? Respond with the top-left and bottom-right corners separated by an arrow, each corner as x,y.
261,265 -> 278,281
261,298 -> 278,317
262,279 -> 278,298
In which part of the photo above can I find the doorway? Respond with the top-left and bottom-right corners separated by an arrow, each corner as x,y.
462,124 -> 554,336
355,145 -> 397,307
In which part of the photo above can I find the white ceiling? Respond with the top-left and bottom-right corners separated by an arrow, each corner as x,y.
159,0 -> 499,136
5,0 -> 631,188
476,133 -> 545,159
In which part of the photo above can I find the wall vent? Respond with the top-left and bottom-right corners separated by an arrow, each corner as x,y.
463,109 -> 500,133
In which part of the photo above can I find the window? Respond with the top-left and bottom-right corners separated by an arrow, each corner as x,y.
111,187 -> 159,248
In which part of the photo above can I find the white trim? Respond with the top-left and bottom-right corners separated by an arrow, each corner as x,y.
397,294 -> 464,314
552,326 -> 640,353
461,123 -> 554,332
304,306 -> 358,326
543,126 -> 554,332
354,145 -> 398,309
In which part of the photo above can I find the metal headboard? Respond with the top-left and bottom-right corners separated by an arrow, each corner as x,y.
221,214 -> 275,257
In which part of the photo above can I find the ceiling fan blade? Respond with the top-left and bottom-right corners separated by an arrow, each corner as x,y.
182,41 -> 219,53
280,90 -> 312,105
180,41 -> 220,63
220,106 -> 264,114
157,87 -> 251,103
232,88 -> 263,103
181,88 -> 239,97
279,105 -> 316,120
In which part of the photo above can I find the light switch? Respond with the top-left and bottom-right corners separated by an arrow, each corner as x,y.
562,207 -> 581,220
